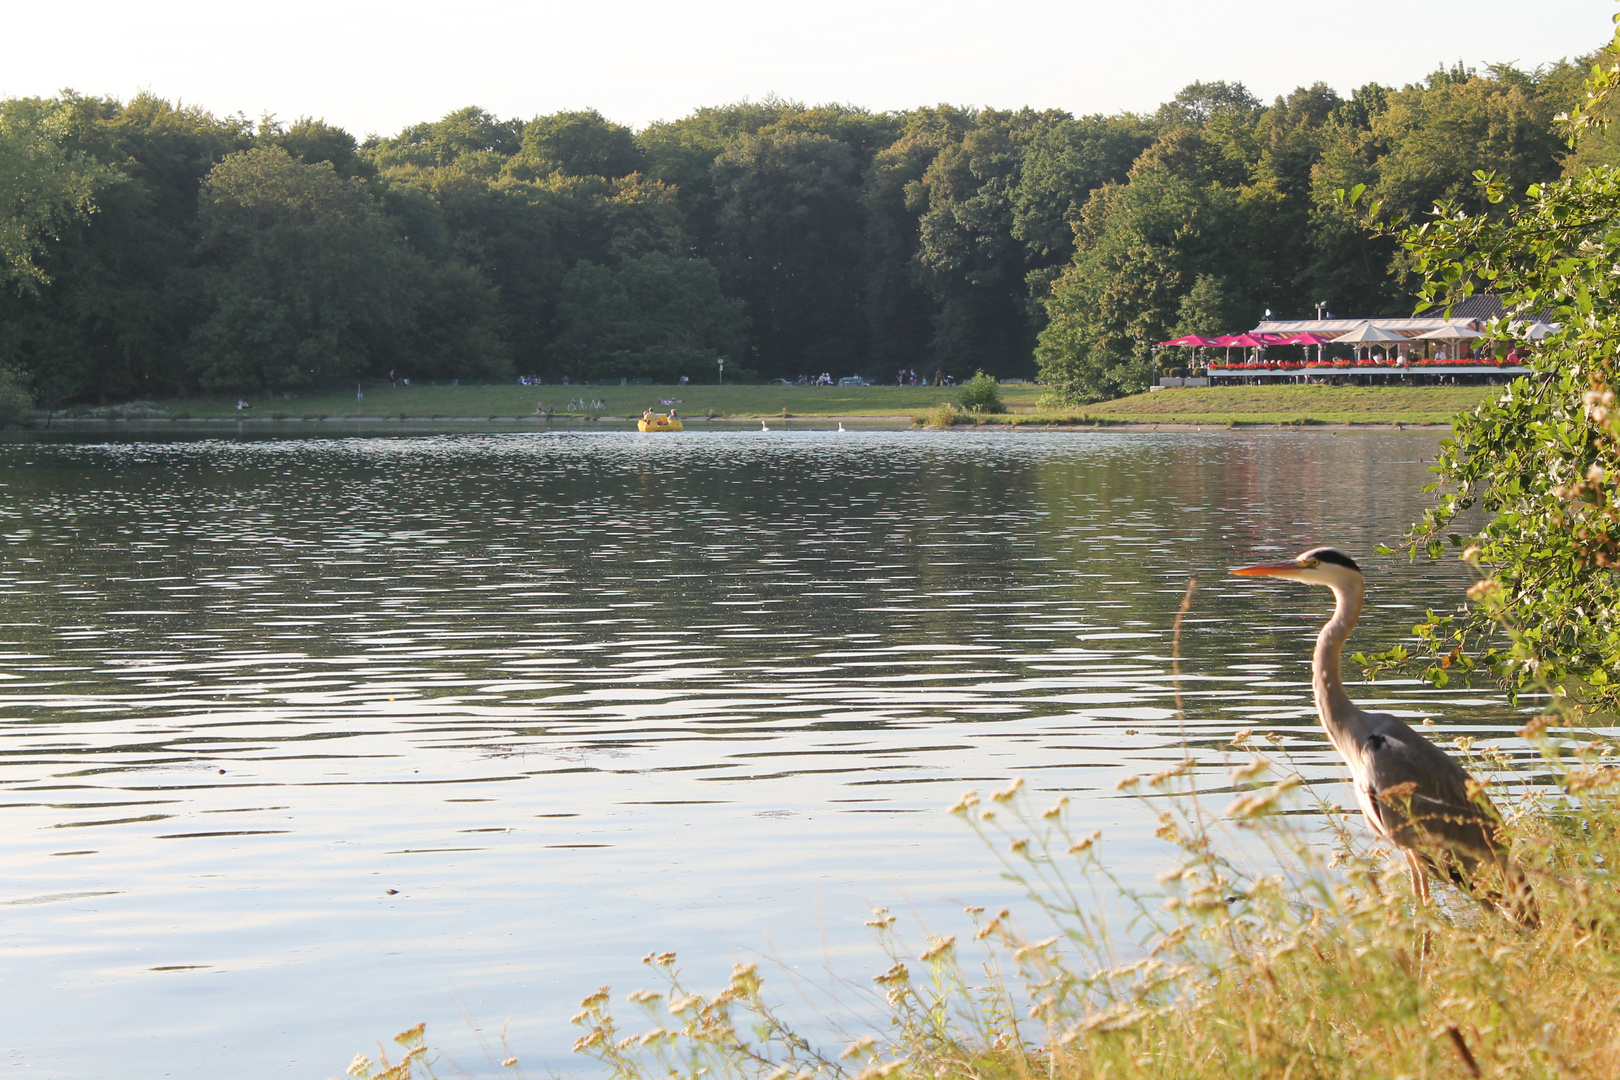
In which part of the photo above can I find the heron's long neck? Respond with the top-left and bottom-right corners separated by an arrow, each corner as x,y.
1313,579 -> 1366,754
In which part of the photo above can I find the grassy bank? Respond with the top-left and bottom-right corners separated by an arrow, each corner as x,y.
71,382 -> 1044,422
1070,385 -> 1496,426
44,383 -> 1497,427
350,733 -> 1620,1080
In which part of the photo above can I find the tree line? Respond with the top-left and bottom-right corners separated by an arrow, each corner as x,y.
0,48 -> 1607,406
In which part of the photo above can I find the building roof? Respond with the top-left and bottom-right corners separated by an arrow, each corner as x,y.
1251,317 -> 1477,336
1251,295 -> 1554,335
1446,295 -> 1506,320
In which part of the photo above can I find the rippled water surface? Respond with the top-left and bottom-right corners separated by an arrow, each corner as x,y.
0,428 -> 1522,1076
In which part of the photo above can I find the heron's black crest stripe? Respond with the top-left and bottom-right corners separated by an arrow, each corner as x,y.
1310,548 -> 1361,572
1366,732 -> 1387,751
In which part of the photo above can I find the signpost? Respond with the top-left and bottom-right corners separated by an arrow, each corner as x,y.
717,356 -> 725,385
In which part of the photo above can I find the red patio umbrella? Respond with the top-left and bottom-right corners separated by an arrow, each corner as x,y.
1227,333 -> 1268,364
1206,333 -> 1268,365
1282,331 -> 1335,364
1155,335 -> 1217,347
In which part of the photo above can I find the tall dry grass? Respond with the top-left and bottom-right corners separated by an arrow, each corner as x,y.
344,726 -> 1620,1080
342,582 -> 1620,1079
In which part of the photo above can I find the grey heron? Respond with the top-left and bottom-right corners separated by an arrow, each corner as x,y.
1232,546 -> 1537,924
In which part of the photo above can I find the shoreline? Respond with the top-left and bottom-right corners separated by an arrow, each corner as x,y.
17,415 -> 1455,432
11,385 -> 1485,431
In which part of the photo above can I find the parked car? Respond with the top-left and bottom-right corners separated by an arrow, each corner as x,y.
837,375 -> 870,386
770,378 -> 794,386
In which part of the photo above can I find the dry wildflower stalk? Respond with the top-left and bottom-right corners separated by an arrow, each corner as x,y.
550,738 -> 1620,1080
346,724 -> 1620,1080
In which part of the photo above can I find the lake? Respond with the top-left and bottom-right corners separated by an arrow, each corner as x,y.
0,427 -> 1527,1077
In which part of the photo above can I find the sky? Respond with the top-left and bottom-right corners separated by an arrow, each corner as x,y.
4,0 -> 1611,137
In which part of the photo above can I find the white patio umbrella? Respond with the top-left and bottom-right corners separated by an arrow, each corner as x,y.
1335,321 -> 1407,361
1519,320 -> 1556,341
1337,322 -> 1409,342
1413,325 -> 1483,340
1413,323 -> 1482,362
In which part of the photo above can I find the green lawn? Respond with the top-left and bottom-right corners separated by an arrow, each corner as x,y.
89,381 -> 1045,421
1043,384 -> 1496,426
64,381 -> 1495,426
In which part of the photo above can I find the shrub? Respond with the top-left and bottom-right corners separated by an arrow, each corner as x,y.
956,371 -> 1006,413
929,402 -> 960,428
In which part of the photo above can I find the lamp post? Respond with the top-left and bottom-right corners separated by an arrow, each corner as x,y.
717,356 -> 725,385
1315,300 -> 1328,321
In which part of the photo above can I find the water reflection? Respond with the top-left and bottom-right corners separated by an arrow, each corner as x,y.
0,430 -> 1522,1077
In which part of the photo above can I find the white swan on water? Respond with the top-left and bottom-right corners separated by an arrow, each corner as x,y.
761,420 -> 770,431
838,422 -> 845,432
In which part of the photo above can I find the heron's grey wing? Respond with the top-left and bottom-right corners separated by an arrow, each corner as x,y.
1355,712 -> 1539,924
1353,712 -> 1500,860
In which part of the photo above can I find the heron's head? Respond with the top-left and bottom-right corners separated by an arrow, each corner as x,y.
1231,546 -> 1362,588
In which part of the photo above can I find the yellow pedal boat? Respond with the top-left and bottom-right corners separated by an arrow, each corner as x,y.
638,414 -> 684,432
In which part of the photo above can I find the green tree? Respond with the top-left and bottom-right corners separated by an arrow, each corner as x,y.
640,99 -> 897,255
1555,47 -> 1620,175
510,110 -> 644,180
1305,102 -> 1401,318
640,100 -> 902,374
366,106 -> 523,169
261,116 -> 368,179
0,93 -> 255,402
379,159 -> 570,371
711,129 -> 866,374
910,110 -> 1066,377
187,147 -> 410,391
860,106 -> 976,373
394,258 -> 510,379
1386,25 -> 1620,710
377,158 -> 688,373
1012,114 -> 1156,270
0,96 -> 115,292
1371,76 -> 1564,222
1172,273 -> 1235,337
549,253 -> 747,381
1033,169 -> 1214,402
1307,70 -> 1566,319
0,360 -> 31,425
368,165 -> 512,379
1156,80 -> 1261,128
1033,124 -> 1291,403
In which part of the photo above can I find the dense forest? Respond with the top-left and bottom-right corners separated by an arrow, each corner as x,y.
0,47 -> 1609,405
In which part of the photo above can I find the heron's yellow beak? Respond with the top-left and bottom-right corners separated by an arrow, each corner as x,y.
1231,560 -> 1306,579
